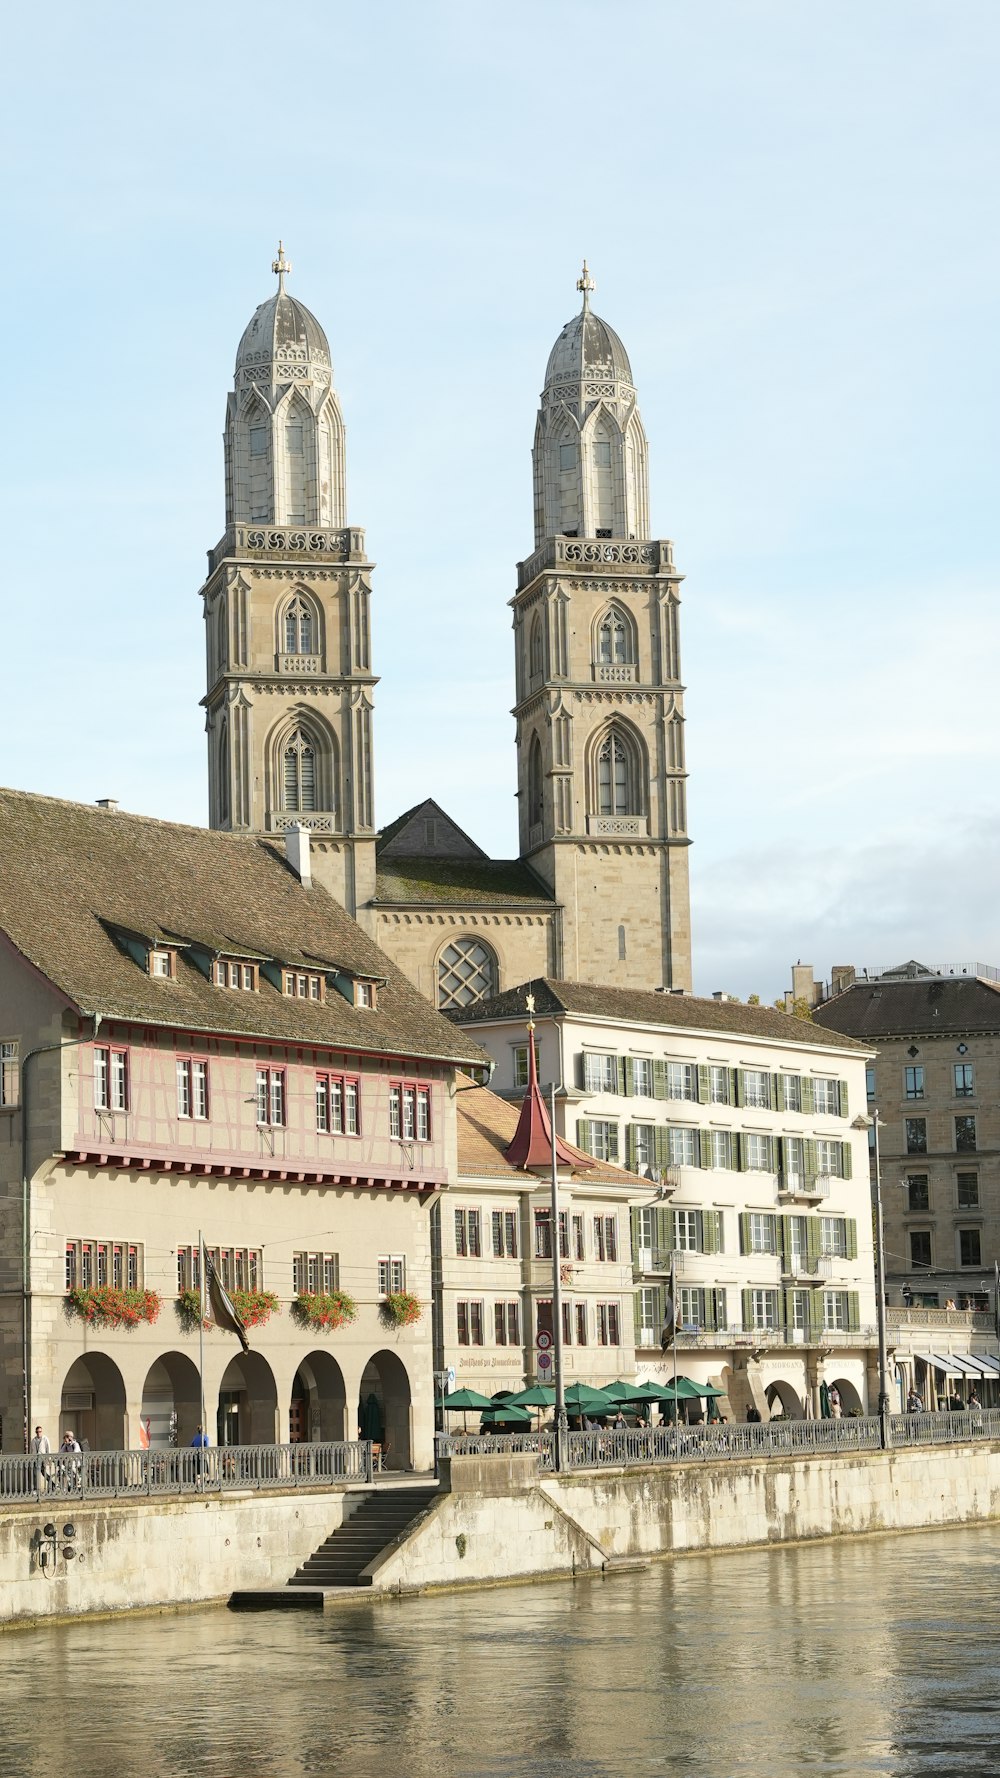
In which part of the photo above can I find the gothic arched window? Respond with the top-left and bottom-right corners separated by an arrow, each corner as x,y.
437,938 -> 498,1010
528,735 -> 543,828
283,596 -> 315,656
282,731 -> 317,812
597,610 -> 630,665
595,726 -> 642,817
529,613 -> 545,682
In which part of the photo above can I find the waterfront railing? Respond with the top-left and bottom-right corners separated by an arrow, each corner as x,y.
0,1440 -> 373,1503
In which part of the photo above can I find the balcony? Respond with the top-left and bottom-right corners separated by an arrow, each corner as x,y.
780,1255 -> 834,1284
516,536 -> 672,591
655,1322 -> 879,1352
207,524 -> 369,576
776,1173 -> 832,1203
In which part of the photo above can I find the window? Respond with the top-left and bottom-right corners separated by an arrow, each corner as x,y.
176,1058 -> 209,1121
594,439 -> 612,469
255,1067 -> 285,1127
315,1073 -> 360,1136
813,1077 -> 840,1114
582,1119 -> 617,1163
631,1123 -> 655,1173
822,1292 -> 849,1332
742,1070 -> 771,1109
593,1215 -> 618,1262
534,1209 -> 569,1260
512,1045 -> 531,1090
283,595 -> 314,655
0,1041 -> 18,1107
528,616 -> 545,682
355,981 -> 376,1009
494,1301 -> 521,1345
491,1209 -> 518,1259
906,1174 -> 930,1213
572,1214 -> 585,1260
282,731 -> 317,813
214,959 -> 258,990
954,1063 -> 975,1098
866,1067 -> 876,1101
67,1240 -> 141,1292
456,1301 -> 484,1346
559,442 -> 576,471
177,1245 -> 260,1292
819,1217 -> 847,1258
250,424 -> 268,456
377,1256 -> 405,1295
583,1052 -> 619,1093
747,1213 -> 777,1254
454,1208 -> 482,1259
710,1130 -> 733,1169
284,971 -> 324,1000
905,1118 -> 927,1155
909,1230 -> 932,1270
575,1302 -> 588,1346
150,949 -> 175,979
665,1126 -> 696,1167
744,1133 -> 774,1173
904,1066 -> 925,1101
749,1289 -> 779,1331
596,1302 -> 621,1346
666,1061 -> 697,1101
292,1251 -> 339,1293
389,1080 -> 431,1142
709,1065 -> 731,1105
781,1074 -> 802,1112
815,1139 -> 844,1178
955,1116 -> 977,1153
597,610 -> 631,665
673,1209 -> 699,1252
437,937 -> 497,1009
782,1137 -> 804,1182
597,729 -> 638,817
957,1172 -> 979,1209
959,1229 -> 982,1267
631,1057 -> 653,1097
94,1046 -> 128,1112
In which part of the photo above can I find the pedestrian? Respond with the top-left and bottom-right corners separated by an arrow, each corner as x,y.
29,1425 -> 49,1455
829,1385 -> 842,1419
968,1387 -> 982,1411
190,1423 -> 210,1482
901,1284 -> 914,1309
906,1387 -> 923,1413
61,1430 -> 82,1490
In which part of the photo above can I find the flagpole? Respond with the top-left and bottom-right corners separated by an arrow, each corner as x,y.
672,1254 -> 679,1460
198,1229 -> 207,1441
550,1081 -> 568,1472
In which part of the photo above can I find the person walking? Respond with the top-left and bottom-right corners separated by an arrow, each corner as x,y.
828,1385 -> 842,1419
30,1425 -> 51,1493
60,1430 -> 82,1490
906,1386 -> 923,1413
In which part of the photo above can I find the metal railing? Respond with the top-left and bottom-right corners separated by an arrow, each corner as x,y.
0,1441 -> 373,1503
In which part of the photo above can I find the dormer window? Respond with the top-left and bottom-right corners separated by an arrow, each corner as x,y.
214,960 -> 258,991
284,970 -> 324,1001
355,981 -> 376,1009
149,948 -> 176,980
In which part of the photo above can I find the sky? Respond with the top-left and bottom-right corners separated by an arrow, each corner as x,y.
2,1 -> 998,1002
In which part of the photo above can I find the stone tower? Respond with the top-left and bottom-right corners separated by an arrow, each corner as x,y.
512,265 -> 692,990
200,247 -> 377,923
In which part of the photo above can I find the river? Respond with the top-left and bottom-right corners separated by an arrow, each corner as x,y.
2,1525 -> 998,1777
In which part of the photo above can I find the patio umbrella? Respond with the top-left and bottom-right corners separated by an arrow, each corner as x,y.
506,1384 -> 556,1408
601,1380 -> 662,1405
438,1386 -> 496,1434
479,1402 -> 533,1430
563,1383 -> 616,1424
359,1392 -> 383,1442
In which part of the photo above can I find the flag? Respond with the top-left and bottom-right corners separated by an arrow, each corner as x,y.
660,1254 -> 678,1350
205,1248 -> 250,1352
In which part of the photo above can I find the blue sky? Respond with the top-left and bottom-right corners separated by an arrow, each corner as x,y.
3,1 -> 998,999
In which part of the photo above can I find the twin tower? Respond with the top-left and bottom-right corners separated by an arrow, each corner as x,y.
200,250 -> 692,1003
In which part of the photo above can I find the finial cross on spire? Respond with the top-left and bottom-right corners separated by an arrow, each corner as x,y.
576,259 -> 595,312
272,240 -> 292,291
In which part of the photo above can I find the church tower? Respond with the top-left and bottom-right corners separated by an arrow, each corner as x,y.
512,265 -> 692,990
200,247 -> 376,922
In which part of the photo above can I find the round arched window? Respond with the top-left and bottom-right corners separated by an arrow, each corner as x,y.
437,938 -> 497,1010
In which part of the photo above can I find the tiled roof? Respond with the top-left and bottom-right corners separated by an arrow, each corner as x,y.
456,977 -> 870,1052
373,858 -> 555,908
0,789 -> 490,1068
455,1075 -> 647,1188
814,975 -> 1000,1041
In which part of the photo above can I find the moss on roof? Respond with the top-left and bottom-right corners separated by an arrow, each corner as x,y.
373,857 -> 555,908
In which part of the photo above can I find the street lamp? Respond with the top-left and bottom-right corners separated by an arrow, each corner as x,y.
853,1110 -> 891,1448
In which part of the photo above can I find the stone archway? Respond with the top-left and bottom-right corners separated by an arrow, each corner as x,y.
217,1351 -> 278,1446
829,1376 -> 864,1416
765,1379 -> 804,1420
140,1351 -> 202,1448
291,1351 -> 348,1443
359,1349 -> 412,1470
60,1353 -> 127,1451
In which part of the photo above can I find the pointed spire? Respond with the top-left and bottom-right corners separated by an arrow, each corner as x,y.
576,259 -> 595,314
504,1010 -> 591,1173
272,240 -> 292,293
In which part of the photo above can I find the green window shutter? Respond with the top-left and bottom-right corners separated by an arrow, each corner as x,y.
625,1124 -> 637,1171
630,1208 -> 641,1269
654,1205 -> 672,1265
741,1287 -> 754,1330
838,1079 -> 850,1118
732,1132 -> 744,1172
847,1291 -> 860,1333
805,1217 -> 821,1263
781,1286 -> 797,1327
699,1129 -> 713,1169
654,1127 -> 670,1173
607,1123 -> 619,1164
841,1141 -> 852,1180
576,1053 -> 587,1090
808,1289 -> 825,1338
733,1069 -> 745,1107
776,1136 -> 786,1179
804,1138 -> 819,1180
576,1118 -> 591,1152
801,1077 -> 815,1115
619,1056 -> 629,1096
705,1289 -> 717,1332
774,1073 -> 785,1112
739,1212 -> 752,1255
697,1064 -> 711,1104
845,1218 -> 858,1260
653,1060 -> 668,1101
701,1209 -> 721,1255
778,1214 -> 792,1269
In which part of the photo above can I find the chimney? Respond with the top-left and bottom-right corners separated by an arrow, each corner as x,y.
712,991 -> 732,1002
285,824 -> 312,889
830,965 -> 856,997
95,798 -> 119,811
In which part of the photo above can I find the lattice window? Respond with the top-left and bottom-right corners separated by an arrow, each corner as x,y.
597,611 -> 630,664
283,596 -> 314,655
283,731 -> 316,811
437,938 -> 497,1009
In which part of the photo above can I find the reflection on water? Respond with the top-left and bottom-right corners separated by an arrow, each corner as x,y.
2,1527 -> 1000,1777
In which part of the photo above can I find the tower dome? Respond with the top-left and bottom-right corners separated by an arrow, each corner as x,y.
224,245 -> 346,530
543,291 -> 633,391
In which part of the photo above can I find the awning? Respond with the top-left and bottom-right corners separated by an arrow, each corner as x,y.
911,1350 -> 975,1376
975,1354 -> 1000,1374
959,1354 -> 997,1378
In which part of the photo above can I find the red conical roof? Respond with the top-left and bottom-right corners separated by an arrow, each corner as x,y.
503,1027 -> 590,1172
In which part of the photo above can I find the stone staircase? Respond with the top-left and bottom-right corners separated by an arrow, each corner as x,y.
287,1485 -> 438,1589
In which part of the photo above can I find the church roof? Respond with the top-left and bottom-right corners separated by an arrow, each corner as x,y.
544,307 -> 634,389
458,978 -> 870,1053
0,788 -> 490,1070
235,253 -> 331,374
373,858 -> 555,909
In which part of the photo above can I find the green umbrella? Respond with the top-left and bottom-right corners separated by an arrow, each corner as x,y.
563,1383 -> 616,1422
506,1384 -> 556,1408
601,1380 -> 662,1405
480,1402 -> 532,1428
438,1388 -> 495,1410
676,1376 -> 726,1398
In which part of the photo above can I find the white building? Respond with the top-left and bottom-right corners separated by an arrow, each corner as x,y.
457,979 -> 878,1420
